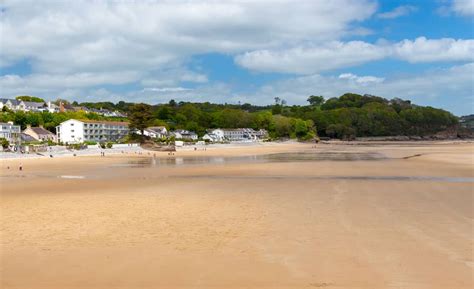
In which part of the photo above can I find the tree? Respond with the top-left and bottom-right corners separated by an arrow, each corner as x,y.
169,99 -> 177,107
129,103 -> 153,137
16,96 -> 45,103
307,95 -> 325,106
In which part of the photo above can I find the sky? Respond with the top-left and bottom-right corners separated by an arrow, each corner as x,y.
0,0 -> 473,115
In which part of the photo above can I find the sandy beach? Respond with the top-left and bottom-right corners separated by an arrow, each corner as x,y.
1,141 -> 473,289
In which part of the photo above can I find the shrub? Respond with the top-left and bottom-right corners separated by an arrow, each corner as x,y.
106,142 -> 113,149
99,143 -> 106,149
47,139 -> 57,146
0,138 -> 9,149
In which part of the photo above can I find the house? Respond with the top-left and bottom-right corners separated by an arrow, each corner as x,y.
170,129 -> 198,140
203,129 -> 225,142
0,99 -> 10,111
20,101 -> 47,112
23,125 -> 57,142
142,126 -> 168,138
0,122 -> 21,143
46,101 -> 60,113
56,119 -> 129,144
0,99 -> 21,111
59,102 -> 76,112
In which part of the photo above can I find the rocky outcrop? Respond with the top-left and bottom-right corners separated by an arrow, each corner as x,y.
140,141 -> 176,151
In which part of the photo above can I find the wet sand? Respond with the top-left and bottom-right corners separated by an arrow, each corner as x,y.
1,141 -> 473,289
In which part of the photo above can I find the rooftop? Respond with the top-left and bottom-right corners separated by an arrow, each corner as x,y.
79,119 -> 129,126
28,127 -> 55,135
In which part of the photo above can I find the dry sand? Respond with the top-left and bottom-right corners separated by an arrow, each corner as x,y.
1,141 -> 473,289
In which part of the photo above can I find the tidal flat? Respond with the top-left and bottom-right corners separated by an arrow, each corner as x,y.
1,141 -> 473,289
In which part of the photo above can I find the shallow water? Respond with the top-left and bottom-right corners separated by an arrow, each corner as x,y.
114,151 -> 387,168
4,151 -> 473,183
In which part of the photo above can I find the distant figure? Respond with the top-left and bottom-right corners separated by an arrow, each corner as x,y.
7,166 -> 10,170
73,153 -> 76,157
194,147 -> 197,151
19,163 -> 23,171
50,154 -> 53,158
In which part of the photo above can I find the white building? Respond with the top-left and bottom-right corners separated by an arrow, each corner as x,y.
56,119 -> 129,144
0,122 -> 21,143
203,129 -> 225,142
46,101 -> 60,113
171,129 -> 198,140
0,99 -> 21,111
20,101 -> 47,112
0,98 -> 49,112
142,126 -> 168,138
203,128 -> 267,142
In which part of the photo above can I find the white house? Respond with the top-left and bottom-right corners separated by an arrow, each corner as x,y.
56,119 -> 129,144
142,126 -> 168,138
0,122 -> 21,143
20,101 -> 47,112
46,101 -> 60,113
171,129 -> 198,140
203,129 -> 224,142
0,99 -> 21,111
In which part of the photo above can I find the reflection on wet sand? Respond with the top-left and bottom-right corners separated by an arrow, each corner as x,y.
118,151 -> 388,168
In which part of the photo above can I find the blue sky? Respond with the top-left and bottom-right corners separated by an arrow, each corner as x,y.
0,0 -> 473,115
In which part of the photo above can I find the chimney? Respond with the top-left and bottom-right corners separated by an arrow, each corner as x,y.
60,102 -> 65,112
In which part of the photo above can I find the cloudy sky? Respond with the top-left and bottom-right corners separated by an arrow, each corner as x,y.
1,0 -> 473,115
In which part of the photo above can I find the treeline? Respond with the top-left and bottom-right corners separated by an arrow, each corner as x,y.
128,94 -> 458,139
0,92 -> 459,140
289,93 -> 457,139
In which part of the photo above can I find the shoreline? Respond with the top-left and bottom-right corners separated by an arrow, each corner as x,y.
1,139 -> 472,161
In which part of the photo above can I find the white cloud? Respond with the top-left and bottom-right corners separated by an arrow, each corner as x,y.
235,37 -> 474,74
235,41 -> 388,74
142,87 -> 192,92
0,0 -> 377,73
0,0 -> 378,95
140,68 -> 208,87
0,71 -> 141,92
338,73 -> 385,85
452,0 -> 474,16
393,37 -> 474,63
377,5 -> 417,19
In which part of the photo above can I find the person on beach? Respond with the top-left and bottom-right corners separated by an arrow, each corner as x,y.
19,163 -> 22,171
